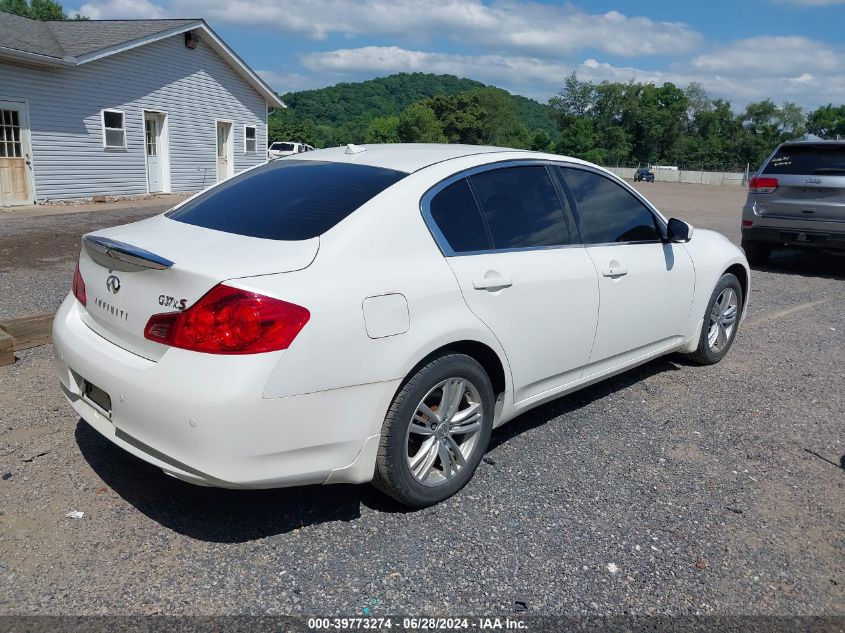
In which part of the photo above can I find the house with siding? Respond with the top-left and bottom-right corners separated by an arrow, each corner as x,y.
0,11 -> 284,206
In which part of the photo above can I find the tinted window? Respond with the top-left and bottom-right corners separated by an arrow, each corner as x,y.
168,160 -> 406,240
560,168 -> 660,244
271,143 -> 295,152
763,144 -> 845,175
469,166 -> 572,249
429,179 -> 492,253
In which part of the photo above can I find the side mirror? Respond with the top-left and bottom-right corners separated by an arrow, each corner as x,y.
667,218 -> 693,243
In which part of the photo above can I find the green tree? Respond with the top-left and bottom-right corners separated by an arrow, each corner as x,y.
807,104 -> 845,139
549,72 -> 595,118
423,93 -> 486,144
268,111 -> 317,146
396,103 -> 446,143
468,87 -> 530,147
738,99 -> 806,168
365,116 -> 401,143
1,0 -> 88,19
530,130 -> 554,152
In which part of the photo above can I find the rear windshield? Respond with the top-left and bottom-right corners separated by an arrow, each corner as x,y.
167,160 -> 407,240
271,143 -> 295,151
763,144 -> 845,175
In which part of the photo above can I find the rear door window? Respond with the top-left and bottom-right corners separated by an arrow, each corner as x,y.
428,179 -> 492,253
469,165 -> 573,249
763,144 -> 845,175
560,167 -> 661,244
168,160 -> 406,240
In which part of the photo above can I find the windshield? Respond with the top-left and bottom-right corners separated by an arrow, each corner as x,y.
271,143 -> 296,152
167,160 -> 407,240
763,144 -> 845,175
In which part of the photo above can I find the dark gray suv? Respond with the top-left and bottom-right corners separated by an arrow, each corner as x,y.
741,140 -> 845,265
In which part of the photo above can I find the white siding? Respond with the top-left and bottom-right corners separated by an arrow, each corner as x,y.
0,34 -> 268,200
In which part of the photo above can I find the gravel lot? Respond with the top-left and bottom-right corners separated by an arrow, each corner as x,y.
0,182 -> 843,616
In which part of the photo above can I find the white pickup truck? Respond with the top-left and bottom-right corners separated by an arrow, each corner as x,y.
267,142 -> 315,159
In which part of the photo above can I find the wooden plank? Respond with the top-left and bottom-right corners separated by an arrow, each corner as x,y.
0,312 -> 54,351
0,329 -> 14,367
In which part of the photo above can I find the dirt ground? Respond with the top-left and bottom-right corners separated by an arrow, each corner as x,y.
0,181 -> 843,617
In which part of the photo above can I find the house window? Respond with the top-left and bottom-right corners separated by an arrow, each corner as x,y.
102,109 -> 126,148
244,126 -> 257,153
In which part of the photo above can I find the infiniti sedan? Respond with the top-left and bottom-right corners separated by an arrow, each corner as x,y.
54,144 -> 750,507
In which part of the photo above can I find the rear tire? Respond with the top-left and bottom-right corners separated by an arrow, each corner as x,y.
741,238 -> 771,266
372,354 -> 494,507
682,273 -> 743,366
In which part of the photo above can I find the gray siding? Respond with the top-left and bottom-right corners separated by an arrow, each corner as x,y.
0,35 -> 268,200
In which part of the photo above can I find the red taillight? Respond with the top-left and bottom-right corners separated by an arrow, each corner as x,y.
748,176 -> 778,194
72,261 -> 87,306
742,219 -> 753,227
144,284 -> 310,354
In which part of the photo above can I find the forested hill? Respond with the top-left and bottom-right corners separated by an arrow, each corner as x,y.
270,72 -> 557,148
281,73 -> 557,135
269,71 -> 844,170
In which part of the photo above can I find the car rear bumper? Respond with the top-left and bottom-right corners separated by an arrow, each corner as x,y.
742,225 -> 845,250
52,295 -> 397,489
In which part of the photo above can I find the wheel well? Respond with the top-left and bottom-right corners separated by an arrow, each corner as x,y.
419,341 -> 507,397
725,263 -> 748,306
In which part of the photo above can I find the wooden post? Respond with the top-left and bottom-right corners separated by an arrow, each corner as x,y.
0,329 -> 14,367
0,313 -> 55,351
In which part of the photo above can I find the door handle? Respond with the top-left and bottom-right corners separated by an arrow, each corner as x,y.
472,275 -> 513,291
601,262 -> 628,278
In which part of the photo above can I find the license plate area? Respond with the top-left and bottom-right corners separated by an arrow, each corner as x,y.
82,379 -> 112,417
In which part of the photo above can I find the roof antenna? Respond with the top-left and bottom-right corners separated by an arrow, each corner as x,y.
345,143 -> 366,155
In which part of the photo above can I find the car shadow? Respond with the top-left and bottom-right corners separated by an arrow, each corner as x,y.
75,421 -> 387,542
487,356 -> 685,452
76,357 -> 686,542
753,248 -> 845,281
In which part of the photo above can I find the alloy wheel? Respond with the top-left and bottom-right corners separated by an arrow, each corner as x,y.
707,287 -> 738,352
405,377 -> 484,487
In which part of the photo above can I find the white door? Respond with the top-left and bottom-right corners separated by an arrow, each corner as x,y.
0,101 -> 35,206
585,242 -> 695,365
216,121 -> 233,181
144,114 -> 163,193
428,165 -> 600,403
559,167 -> 695,370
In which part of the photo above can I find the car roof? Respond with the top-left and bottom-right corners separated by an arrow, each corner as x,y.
288,143 -> 532,173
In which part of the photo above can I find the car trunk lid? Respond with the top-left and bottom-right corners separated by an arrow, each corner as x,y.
77,215 -> 319,361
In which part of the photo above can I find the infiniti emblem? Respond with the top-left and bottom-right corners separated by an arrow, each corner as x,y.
106,274 -> 121,294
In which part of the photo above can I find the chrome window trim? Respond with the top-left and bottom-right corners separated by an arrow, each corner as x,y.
420,159 -> 582,257
420,158 -> 670,257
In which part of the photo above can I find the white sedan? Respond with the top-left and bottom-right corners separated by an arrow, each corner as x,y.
53,144 -> 749,507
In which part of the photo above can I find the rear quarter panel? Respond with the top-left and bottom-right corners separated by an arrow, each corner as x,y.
241,163 -> 513,406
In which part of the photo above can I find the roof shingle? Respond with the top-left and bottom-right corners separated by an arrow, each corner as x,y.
0,11 -> 198,60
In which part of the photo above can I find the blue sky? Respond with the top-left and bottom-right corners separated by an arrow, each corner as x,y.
71,0 -> 844,109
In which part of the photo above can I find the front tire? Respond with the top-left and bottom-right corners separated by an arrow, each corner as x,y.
373,353 -> 495,507
683,273 -> 743,366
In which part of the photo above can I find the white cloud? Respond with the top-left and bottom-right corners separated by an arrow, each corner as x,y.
301,43 -> 845,108
74,0 -> 166,19
300,46 -> 570,100
161,0 -> 702,58
256,70 -> 326,93
692,36 -> 843,75
65,0 -> 844,108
